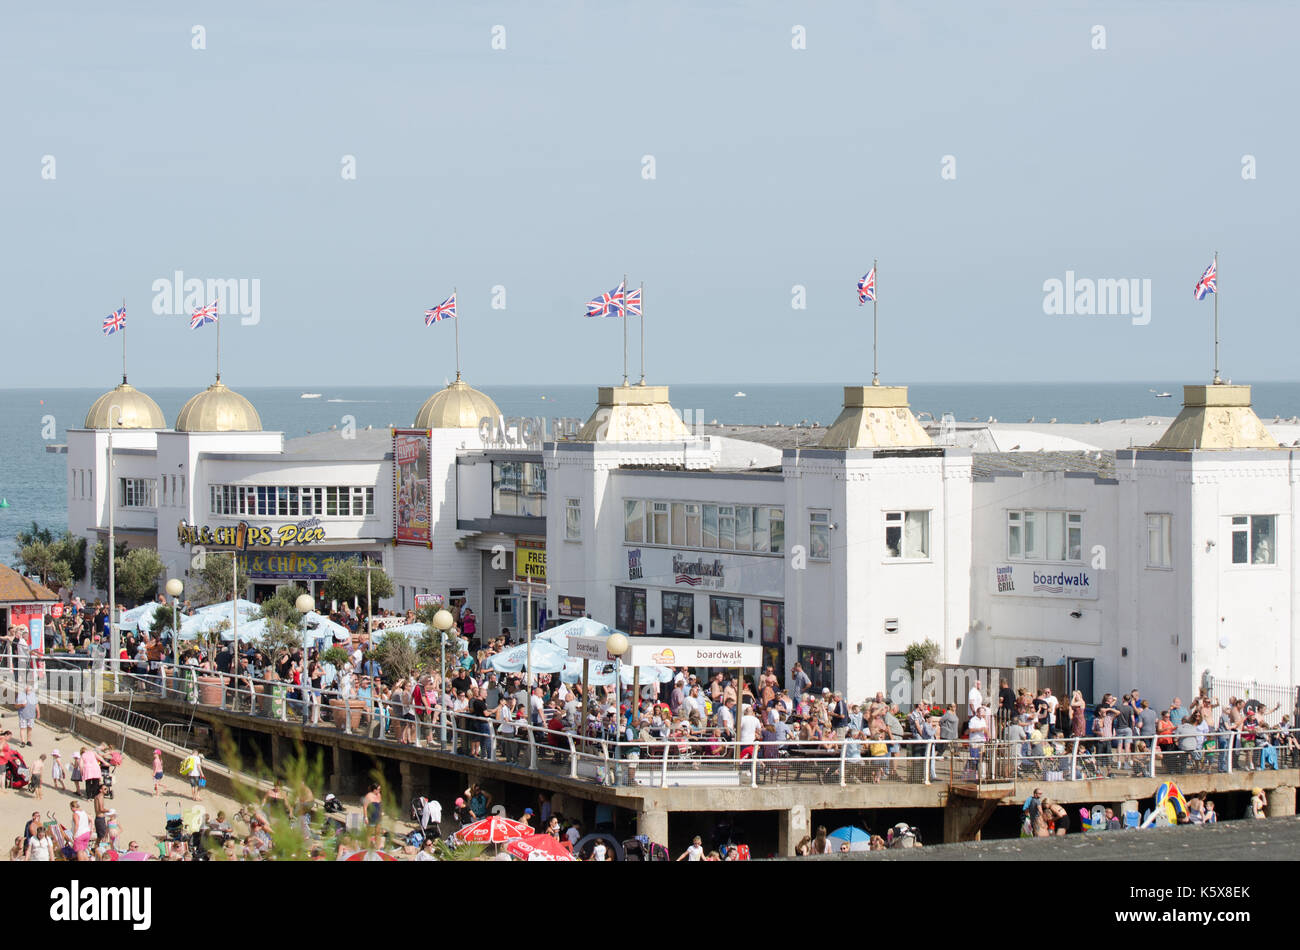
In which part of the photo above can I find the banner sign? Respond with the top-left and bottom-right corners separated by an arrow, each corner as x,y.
393,429 -> 432,547
567,636 -> 609,661
515,539 -> 547,581
414,593 -> 444,608
178,519 -> 326,549
991,564 -> 1099,600
245,550 -> 375,580
621,547 -> 783,598
627,640 -> 762,669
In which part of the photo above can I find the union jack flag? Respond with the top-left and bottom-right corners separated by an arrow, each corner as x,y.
858,268 -> 876,305
190,300 -> 219,329
101,307 -> 126,335
585,281 -> 625,318
425,292 -> 456,326
1194,260 -> 1216,300
624,287 -> 642,317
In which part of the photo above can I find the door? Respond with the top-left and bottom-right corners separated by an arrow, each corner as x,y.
1068,657 -> 1094,706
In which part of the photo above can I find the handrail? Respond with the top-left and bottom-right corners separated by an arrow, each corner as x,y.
17,656 -> 1300,788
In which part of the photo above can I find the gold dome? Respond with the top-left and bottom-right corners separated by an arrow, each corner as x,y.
174,376 -> 263,432
83,380 -> 166,429
414,376 -> 501,429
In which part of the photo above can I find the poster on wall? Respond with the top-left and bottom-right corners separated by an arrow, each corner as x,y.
615,586 -> 647,635
393,429 -> 432,547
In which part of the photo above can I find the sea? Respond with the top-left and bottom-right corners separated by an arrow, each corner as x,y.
5,381 -> 1300,563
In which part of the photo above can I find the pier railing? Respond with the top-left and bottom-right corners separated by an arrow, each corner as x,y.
6,656 -> 1298,790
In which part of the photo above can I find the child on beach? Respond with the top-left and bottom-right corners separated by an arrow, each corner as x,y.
50,750 -> 65,791
152,749 -> 164,796
70,755 -> 83,796
30,755 -> 44,799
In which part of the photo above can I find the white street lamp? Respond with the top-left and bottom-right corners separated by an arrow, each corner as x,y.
165,578 -> 183,683
432,608 -> 455,744
295,593 -> 315,727
605,633 -> 629,784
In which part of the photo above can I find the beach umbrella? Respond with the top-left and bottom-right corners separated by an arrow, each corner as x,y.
537,616 -> 623,647
301,611 -> 352,643
827,826 -> 872,851
487,640 -> 569,674
178,599 -> 261,640
454,816 -> 532,844
122,602 -> 165,632
505,834 -> 575,862
340,849 -> 398,861
566,660 -> 674,686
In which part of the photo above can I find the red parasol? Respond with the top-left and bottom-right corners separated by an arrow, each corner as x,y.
341,849 -> 398,861
455,815 -> 532,844
505,834 -> 576,861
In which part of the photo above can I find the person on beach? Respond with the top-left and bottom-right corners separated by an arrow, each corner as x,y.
152,748 -> 164,796
30,754 -> 43,799
49,749 -> 65,791
69,801 -> 91,860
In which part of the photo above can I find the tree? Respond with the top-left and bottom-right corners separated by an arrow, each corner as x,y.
254,585 -> 311,657
413,605 -> 458,680
903,639 -> 943,673
189,552 -> 250,607
370,629 -> 419,682
116,547 -> 166,604
90,540 -> 129,596
322,561 -> 394,618
13,526 -> 85,588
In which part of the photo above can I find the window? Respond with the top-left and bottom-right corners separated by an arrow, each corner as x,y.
684,503 -> 702,547
752,507 -> 770,553
615,587 -> 647,635
702,505 -> 718,548
491,461 -> 545,517
809,510 -> 830,560
565,498 -> 581,541
1146,514 -> 1172,569
717,506 -> 735,550
493,588 -> 515,618
884,510 -> 930,559
661,591 -> 694,637
798,647 -> 834,693
1231,515 -> 1276,565
1008,510 -> 1083,562
119,478 -> 156,508
671,503 -> 686,546
769,507 -> 784,554
624,500 -> 645,543
649,502 -> 669,544
709,595 -> 744,640
735,506 -> 752,551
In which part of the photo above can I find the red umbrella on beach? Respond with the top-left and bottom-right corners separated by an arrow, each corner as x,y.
340,852 -> 395,868
506,834 -> 575,861
455,816 -> 532,843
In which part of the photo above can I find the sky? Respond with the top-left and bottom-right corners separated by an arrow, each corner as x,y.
1,1 -> 1297,388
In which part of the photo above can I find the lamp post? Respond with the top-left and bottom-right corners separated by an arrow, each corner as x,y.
432,608 -> 455,744
107,405 -> 121,691
605,632 -> 629,785
295,593 -> 315,727
165,578 -> 183,688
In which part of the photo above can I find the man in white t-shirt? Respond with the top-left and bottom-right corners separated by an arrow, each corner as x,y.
968,681 -> 983,718
738,705 -> 762,752
718,698 -> 736,736
591,839 -> 607,862
565,824 -> 581,849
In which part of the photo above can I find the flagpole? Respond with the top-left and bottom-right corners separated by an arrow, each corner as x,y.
454,286 -> 461,381
216,304 -> 222,381
121,297 -> 127,384
872,258 -> 879,386
1212,252 -> 1220,384
639,282 -> 646,385
622,274 -> 629,386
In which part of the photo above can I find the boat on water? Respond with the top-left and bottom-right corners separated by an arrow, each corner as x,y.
1149,389 -> 1173,398
734,392 -> 746,398
300,393 -> 322,399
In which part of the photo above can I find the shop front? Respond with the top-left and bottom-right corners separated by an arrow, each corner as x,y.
243,548 -> 385,602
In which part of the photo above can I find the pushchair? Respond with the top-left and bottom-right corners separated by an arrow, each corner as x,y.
100,750 -> 123,799
4,751 -> 30,790
622,834 -> 669,861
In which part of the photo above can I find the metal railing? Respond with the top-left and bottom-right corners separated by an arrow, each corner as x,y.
20,657 -> 1300,790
